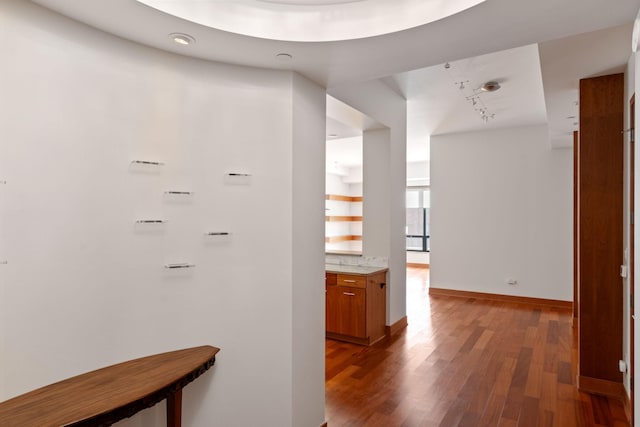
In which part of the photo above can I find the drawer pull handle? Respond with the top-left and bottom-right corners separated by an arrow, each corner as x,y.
343,279 -> 356,283
343,292 -> 356,296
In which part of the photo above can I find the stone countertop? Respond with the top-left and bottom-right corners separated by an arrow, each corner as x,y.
325,264 -> 388,275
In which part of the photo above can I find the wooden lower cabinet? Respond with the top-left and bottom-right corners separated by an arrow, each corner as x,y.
335,286 -> 366,338
325,270 -> 387,345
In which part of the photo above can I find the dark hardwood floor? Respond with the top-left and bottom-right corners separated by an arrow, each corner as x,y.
325,267 -> 630,427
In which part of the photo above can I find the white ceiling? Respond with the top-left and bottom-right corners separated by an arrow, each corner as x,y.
327,136 -> 362,169
539,23 -> 633,148
29,0 -> 640,165
398,43 -> 548,163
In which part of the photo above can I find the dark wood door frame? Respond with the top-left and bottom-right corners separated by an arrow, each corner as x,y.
577,73 -> 624,397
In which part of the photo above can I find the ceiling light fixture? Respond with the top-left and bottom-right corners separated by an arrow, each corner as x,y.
480,81 -> 501,92
169,33 -> 195,45
446,63 -> 498,123
456,80 -> 468,90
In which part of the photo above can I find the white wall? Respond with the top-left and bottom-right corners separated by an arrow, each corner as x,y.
363,129 -> 391,259
431,125 -> 573,301
329,80 -> 408,326
407,251 -> 429,265
0,2 -> 325,426
407,160 -> 430,186
633,47 -> 640,426
291,73 -> 326,427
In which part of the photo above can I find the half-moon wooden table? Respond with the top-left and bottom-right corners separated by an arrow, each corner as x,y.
0,345 -> 220,427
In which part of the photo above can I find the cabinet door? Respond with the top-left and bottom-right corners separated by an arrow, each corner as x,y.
336,287 -> 366,338
366,273 -> 387,342
326,284 -> 340,334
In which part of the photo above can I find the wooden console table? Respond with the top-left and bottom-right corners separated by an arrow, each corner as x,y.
0,345 -> 220,427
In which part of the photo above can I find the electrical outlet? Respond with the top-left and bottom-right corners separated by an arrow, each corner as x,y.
619,359 -> 628,373
621,265 -> 629,278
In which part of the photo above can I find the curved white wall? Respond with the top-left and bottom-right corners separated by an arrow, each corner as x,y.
0,2 -> 325,426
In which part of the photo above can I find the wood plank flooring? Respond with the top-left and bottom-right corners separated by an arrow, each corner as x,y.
325,267 -> 629,427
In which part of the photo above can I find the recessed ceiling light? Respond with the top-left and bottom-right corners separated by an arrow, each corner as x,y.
480,81 -> 501,92
276,53 -> 293,61
169,33 -> 195,45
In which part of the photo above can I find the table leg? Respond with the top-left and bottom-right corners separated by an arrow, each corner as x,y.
167,388 -> 182,427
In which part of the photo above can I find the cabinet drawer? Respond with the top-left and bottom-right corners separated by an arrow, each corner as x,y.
337,274 -> 366,288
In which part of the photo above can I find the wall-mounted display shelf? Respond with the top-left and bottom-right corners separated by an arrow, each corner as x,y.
130,160 -> 164,166
135,220 -> 167,224
164,263 -> 195,269
164,191 -> 194,196
205,232 -> 230,236
224,172 -> 252,185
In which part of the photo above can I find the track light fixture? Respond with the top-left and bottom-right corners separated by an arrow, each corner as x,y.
445,62 -> 499,123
